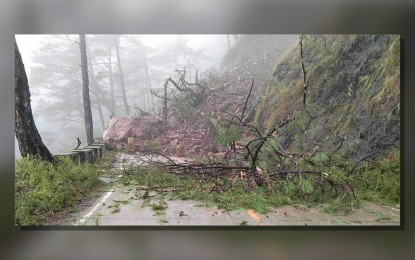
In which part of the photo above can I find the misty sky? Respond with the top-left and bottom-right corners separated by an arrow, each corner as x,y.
15,34 -> 230,159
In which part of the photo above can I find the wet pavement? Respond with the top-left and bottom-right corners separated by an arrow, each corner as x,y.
71,153 -> 400,226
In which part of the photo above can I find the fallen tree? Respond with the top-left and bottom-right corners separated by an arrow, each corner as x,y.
134,37 -> 399,212
150,69 -> 207,123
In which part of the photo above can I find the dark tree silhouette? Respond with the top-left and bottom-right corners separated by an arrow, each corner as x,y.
79,34 -> 94,146
15,40 -> 54,163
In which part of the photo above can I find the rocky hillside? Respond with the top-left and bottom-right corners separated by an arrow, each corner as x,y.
113,34 -> 399,162
149,35 -> 298,156
254,35 -> 400,160
101,34 -> 400,214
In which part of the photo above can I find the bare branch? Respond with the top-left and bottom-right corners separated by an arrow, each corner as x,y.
300,35 -> 308,109
329,136 -> 346,162
240,79 -> 254,123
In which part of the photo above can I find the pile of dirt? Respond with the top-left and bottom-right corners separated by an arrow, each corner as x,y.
143,35 -> 298,157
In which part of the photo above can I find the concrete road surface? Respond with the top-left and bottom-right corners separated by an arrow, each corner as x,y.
72,179 -> 400,226
70,152 -> 400,226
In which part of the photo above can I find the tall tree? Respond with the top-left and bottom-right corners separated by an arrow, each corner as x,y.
15,40 -> 54,162
29,35 -> 113,148
30,35 -> 85,126
79,34 -> 94,146
123,35 -> 155,111
86,43 -> 106,131
114,36 -> 130,115
143,52 -> 154,108
107,41 -> 116,113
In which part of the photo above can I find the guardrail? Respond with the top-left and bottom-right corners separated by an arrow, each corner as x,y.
54,143 -> 104,165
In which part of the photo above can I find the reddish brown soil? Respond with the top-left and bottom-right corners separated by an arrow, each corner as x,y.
132,35 -> 298,157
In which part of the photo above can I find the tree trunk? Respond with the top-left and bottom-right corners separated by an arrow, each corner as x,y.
108,45 -> 116,114
141,70 -> 149,111
79,34 -> 94,146
114,39 -> 130,115
15,40 -> 54,163
97,100 -> 105,131
143,55 -> 154,108
87,48 -> 106,132
227,35 -> 231,50
163,78 -> 169,123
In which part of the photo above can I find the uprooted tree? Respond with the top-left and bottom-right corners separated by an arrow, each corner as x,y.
79,34 -> 94,146
150,69 -> 206,123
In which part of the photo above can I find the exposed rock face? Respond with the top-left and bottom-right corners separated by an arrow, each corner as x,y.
103,115 -> 164,150
256,35 -> 400,160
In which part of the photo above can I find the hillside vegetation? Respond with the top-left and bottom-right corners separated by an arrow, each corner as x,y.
138,34 -> 400,212
15,152 -> 115,225
15,35 -> 400,225
254,35 -> 400,159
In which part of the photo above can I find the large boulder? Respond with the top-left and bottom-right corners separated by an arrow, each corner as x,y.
103,115 -> 164,149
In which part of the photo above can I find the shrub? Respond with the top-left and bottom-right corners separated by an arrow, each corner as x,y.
15,155 -> 106,226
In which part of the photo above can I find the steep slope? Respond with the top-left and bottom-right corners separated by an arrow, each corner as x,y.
254,35 -> 400,160
149,35 -> 298,156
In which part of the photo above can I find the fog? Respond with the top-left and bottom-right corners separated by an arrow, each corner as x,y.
15,34 -> 233,158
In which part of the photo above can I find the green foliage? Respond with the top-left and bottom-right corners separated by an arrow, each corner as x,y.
314,153 -> 328,163
214,120 -> 242,147
151,200 -> 168,211
93,214 -> 100,226
171,95 -> 196,120
283,181 -> 295,195
217,34 -> 401,215
292,110 -> 310,131
362,35 -> 400,117
298,178 -> 314,194
158,218 -> 169,224
120,146 -> 398,215
322,197 -> 350,214
14,154 -> 109,225
354,149 -> 400,205
146,140 -> 159,151
254,34 -> 400,142
108,203 -> 121,213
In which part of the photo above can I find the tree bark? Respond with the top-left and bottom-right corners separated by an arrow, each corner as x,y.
15,40 -> 54,163
79,34 -> 94,146
114,38 -> 130,115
